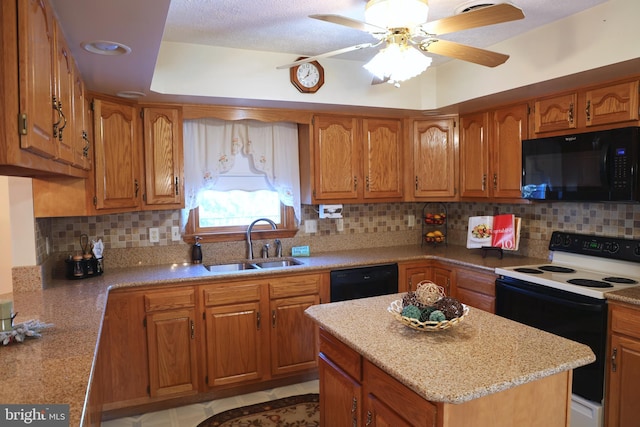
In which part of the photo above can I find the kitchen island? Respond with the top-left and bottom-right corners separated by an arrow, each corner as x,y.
305,294 -> 596,427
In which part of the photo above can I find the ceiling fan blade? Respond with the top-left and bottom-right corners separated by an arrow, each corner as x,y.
276,42 -> 378,69
310,14 -> 387,34
420,39 -> 509,67
371,75 -> 390,85
421,4 -> 524,36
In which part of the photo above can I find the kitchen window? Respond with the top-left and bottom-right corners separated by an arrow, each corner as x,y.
182,118 -> 300,242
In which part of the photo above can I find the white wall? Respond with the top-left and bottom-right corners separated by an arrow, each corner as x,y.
152,0 -> 638,111
0,177 -> 36,294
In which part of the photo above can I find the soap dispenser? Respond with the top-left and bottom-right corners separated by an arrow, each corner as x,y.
192,236 -> 203,264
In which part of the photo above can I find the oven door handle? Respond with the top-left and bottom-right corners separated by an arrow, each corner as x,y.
496,280 -> 605,312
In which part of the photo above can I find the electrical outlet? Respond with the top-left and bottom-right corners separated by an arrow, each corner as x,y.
171,226 -> 181,241
149,227 -> 160,243
336,218 -> 344,232
304,220 -> 317,233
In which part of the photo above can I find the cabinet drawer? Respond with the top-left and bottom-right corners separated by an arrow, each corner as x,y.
320,329 -> 362,381
455,267 -> 496,296
610,303 -> 640,339
144,288 -> 195,312
269,274 -> 321,299
202,282 -> 263,306
456,288 -> 495,313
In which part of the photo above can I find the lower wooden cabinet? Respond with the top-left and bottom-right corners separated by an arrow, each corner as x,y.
144,287 -> 198,398
201,281 -> 268,388
398,261 -> 431,292
606,301 -> 640,427
451,265 -> 496,313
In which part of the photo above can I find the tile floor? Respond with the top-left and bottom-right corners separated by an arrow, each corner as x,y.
101,380 -> 319,427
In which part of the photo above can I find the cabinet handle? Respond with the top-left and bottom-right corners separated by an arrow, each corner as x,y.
612,347 -> 617,372
493,173 -> 497,190
57,101 -> 67,141
585,100 -> 591,122
568,102 -> 574,124
366,176 -> 370,191
82,131 -> 90,158
272,310 -> 276,328
134,179 -> 139,197
354,176 -> 358,191
365,410 -> 372,426
257,312 -> 261,330
415,176 -> 419,191
190,320 -> 194,339
481,174 -> 487,191
52,96 -> 62,138
174,176 -> 179,195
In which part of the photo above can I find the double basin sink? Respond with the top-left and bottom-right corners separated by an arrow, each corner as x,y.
205,257 -> 303,273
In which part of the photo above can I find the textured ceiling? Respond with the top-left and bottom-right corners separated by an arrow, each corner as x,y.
48,0 -> 608,100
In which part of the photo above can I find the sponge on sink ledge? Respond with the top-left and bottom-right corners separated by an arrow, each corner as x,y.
291,246 -> 310,257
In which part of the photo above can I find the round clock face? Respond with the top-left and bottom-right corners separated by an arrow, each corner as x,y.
296,63 -> 320,88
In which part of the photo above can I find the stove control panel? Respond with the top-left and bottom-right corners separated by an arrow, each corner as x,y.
549,231 -> 640,263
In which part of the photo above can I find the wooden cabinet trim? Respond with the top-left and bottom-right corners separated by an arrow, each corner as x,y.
201,282 -> 264,306
320,329 -> 362,382
269,274 -> 321,299
144,288 -> 195,312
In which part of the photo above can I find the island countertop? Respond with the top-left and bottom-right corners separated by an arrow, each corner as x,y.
305,293 -> 596,404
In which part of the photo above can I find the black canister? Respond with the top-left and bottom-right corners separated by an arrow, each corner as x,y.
192,236 -> 203,264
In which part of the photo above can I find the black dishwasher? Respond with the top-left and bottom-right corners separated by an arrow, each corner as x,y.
330,263 -> 398,302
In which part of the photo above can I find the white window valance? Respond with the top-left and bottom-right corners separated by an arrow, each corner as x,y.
182,118 -> 301,226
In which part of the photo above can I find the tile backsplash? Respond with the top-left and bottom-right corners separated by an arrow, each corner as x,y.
36,201 -> 639,275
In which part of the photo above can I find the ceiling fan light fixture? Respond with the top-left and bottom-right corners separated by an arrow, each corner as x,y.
363,42 -> 432,86
365,0 -> 429,29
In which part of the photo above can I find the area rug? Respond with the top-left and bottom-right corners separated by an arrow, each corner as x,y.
196,393 -> 319,427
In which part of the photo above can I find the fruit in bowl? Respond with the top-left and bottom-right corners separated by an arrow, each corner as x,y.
425,230 -> 445,243
425,213 -> 446,225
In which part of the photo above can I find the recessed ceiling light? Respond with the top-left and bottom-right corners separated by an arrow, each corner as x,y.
81,40 -> 131,55
116,91 -> 146,99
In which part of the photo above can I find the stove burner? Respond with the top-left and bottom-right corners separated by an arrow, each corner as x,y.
603,277 -> 638,284
514,268 -> 544,274
567,279 -> 613,288
539,265 -> 576,273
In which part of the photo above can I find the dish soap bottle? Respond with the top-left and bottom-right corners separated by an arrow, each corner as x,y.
192,236 -> 203,264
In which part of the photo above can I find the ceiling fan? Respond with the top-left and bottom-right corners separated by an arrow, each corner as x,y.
277,1 -> 525,85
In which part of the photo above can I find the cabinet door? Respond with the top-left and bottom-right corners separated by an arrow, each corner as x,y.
405,266 -> 430,292
365,395 -> 417,427
413,119 -> 457,199
146,308 -> 199,398
585,80 -> 639,127
313,115 -> 359,200
607,334 -> 640,427
491,104 -> 528,198
533,93 -> 577,134
98,291 -> 149,405
270,294 -> 319,376
453,266 -> 496,313
432,265 -> 452,296
93,98 -> 141,210
459,112 -> 490,198
52,20 -> 74,166
142,107 -> 184,207
362,118 -> 403,200
205,301 -> 265,387
18,0 -> 57,159
72,67 -> 91,170
319,354 -> 362,427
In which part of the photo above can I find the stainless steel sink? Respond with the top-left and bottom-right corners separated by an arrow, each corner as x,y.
252,258 -> 303,269
204,262 -> 257,272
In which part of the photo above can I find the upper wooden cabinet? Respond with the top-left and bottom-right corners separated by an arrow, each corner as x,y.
412,118 -> 458,201
0,0 -> 89,177
141,107 -> 184,209
460,103 -> 528,200
533,79 -> 639,135
93,98 -> 142,210
300,115 -> 403,203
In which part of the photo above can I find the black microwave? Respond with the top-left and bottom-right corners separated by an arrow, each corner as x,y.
521,127 -> 639,202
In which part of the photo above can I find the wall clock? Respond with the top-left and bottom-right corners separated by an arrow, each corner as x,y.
290,59 -> 324,93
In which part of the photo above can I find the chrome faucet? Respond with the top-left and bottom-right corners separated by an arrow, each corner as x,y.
274,239 -> 282,258
246,218 -> 277,260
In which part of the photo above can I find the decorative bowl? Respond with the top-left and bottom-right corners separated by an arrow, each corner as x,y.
387,299 -> 469,332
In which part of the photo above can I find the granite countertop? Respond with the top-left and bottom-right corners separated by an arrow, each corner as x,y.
305,293 -> 596,404
0,244 -> 632,426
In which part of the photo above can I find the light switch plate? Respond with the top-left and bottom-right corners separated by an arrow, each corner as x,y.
149,227 -> 160,243
171,226 -> 181,241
